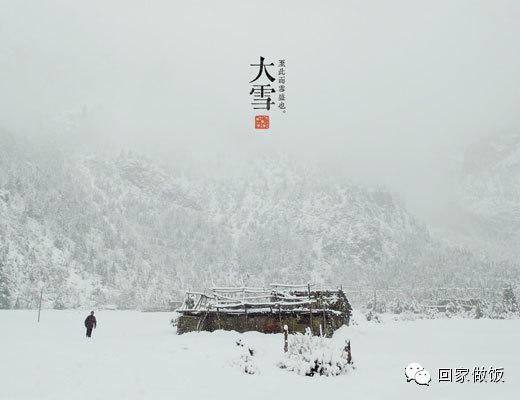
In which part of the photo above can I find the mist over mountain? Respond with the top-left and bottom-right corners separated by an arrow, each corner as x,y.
1,133 -> 515,310
432,133 -> 520,261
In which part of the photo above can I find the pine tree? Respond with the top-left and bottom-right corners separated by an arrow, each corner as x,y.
0,264 -> 11,309
503,284 -> 518,313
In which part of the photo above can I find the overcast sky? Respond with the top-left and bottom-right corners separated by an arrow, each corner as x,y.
1,0 -> 519,215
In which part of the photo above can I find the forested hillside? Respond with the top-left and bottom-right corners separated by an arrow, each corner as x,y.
460,133 -> 520,255
0,134 -> 516,309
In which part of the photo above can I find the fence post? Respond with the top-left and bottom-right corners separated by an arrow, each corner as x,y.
308,283 -> 313,335
37,287 -> 43,323
321,292 -> 327,336
216,307 -> 222,330
344,340 -> 352,364
283,324 -> 289,353
278,304 -> 282,331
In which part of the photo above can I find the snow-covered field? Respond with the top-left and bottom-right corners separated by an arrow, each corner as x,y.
1,310 -> 518,400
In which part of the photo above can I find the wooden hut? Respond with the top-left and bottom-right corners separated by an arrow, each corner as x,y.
174,284 -> 351,337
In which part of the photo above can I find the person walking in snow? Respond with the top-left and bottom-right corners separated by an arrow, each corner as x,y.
84,311 -> 97,338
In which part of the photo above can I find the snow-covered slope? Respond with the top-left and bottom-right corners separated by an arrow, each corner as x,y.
436,133 -> 520,260
0,135 -> 511,309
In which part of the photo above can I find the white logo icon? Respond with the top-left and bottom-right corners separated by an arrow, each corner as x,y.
405,362 -> 431,386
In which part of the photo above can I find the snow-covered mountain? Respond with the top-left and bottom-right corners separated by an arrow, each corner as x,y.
0,134 -> 514,309
436,133 -> 520,260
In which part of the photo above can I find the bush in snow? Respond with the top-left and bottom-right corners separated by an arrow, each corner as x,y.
365,310 -> 382,323
503,285 -> 518,313
392,310 -> 424,321
484,299 -> 519,319
474,303 -> 483,319
231,339 -> 257,375
278,329 -> 354,377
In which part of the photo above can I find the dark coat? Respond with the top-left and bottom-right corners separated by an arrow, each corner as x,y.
84,315 -> 97,329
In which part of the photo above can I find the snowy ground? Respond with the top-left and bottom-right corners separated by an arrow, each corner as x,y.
1,310 -> 518,400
